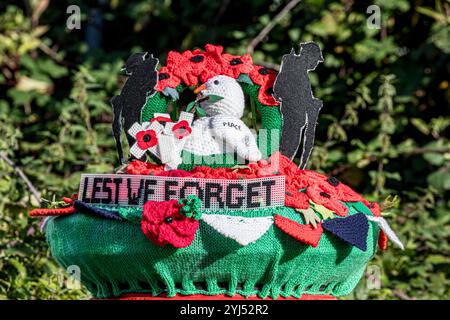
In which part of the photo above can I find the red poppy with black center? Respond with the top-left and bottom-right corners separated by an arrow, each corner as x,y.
141,199 -> 199,248
136,129 -> 158,150
155,66 -> 181,91
301,170 -> 365,202
221,53 -> 253,78
166,50 -> 201,86
172,120 -> 192,139
199,44 -> 225,83
258,80 -> 278,106
249,65 -> 277,86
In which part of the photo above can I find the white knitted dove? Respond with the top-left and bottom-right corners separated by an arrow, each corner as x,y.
183,75 -> 262,162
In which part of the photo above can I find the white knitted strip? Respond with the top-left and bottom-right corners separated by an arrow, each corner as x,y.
201,214 -> 273,246
366,215 -> 405,250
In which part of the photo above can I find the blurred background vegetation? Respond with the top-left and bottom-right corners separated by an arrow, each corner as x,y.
0,0 -> 449,300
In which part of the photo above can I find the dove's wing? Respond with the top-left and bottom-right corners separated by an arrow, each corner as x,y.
210,116 -> 262,162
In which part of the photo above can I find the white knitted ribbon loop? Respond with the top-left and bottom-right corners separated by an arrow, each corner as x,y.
366,215 -> 405,250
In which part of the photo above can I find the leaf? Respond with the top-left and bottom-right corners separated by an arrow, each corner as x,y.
207,94 -> 224,103
186,101 -> 196,113
309,200 -> 335,220
296,207 -> 321,228
196,107 -> 206,117
236,74 -> 253,85
411,118 -> 430,135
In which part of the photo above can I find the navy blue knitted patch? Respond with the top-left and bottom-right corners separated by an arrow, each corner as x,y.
74,200 -> 123,221
322,213 -> 368,251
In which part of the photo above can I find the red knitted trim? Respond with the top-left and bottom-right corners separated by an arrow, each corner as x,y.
378,230 -> 388,250
155,44 -> 279,106
29,197 -> 75,217
274,215 -> 323,247
107,293 -> 337,300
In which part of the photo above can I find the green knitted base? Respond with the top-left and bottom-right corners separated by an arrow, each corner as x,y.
45,202 -> 379,299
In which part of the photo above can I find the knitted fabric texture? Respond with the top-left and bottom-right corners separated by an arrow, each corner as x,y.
200,214 -> 273,246
322,213 -> 369,251
141,199 -> 199,248
45,202 -> 379,299
274,214 -> 323,247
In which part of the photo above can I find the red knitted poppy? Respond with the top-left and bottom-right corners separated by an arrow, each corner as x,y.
141,200 -> 199,248
155,66 -> 181,91
221,53 -> 254,79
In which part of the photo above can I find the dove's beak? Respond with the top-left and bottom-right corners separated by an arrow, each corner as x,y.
194,83 -> 206,94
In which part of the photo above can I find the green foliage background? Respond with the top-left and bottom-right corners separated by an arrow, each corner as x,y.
0,0 -> 449,299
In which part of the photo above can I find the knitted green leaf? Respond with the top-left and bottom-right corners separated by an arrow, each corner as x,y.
179,195 -> 202,220
207,94 -> 224,103
186,101 -> 196,113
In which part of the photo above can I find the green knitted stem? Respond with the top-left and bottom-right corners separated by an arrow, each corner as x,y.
46,202 -> 379,299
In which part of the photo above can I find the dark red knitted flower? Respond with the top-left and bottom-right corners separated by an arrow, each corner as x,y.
197,45 -> 225,83
155,66 -> 181,91
172,120 -> 192,139
221,53 -> 254,78
166,50 -> 200,86
306,184 -> 348,217
285,188 -> 310,210
126,160 -> 165,175
156,169 -> 192,177
136,129 -> 158,150
249,65 -> 277,86
258,81 -> 278,106
141,200 -> 199,248
301,170 -> 365,203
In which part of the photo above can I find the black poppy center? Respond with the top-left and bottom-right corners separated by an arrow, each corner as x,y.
143,134 -> 152,142
190,55 -> 204,63
320,192 -> 331,198
327,177 -> 340,187
159,73 -> 170,80
164,216 -> 173,224
266,87 -> 274,95
230,58 -> 243,66
258,67 -> 269,75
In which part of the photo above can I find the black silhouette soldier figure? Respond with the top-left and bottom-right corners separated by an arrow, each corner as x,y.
273,42 -> 324,169
111,52 -> 159,165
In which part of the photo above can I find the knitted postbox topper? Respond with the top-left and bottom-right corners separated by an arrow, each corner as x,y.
29,43 -> 404,300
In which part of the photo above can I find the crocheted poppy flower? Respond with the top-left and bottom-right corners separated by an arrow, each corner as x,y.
156,169 -> 192,177
155,66 -> 181,91
306,184 -> 348,217
199,44 -> 225,83
136,129 -> 158,150
301,170 -> 365,203
141,200 -> 199,248
285,188 -> 310,210
249,65 -> 277,86
126,160 -> 165,175
221,53 -> 254,78
172,120 -> 192,139
150,116 -> 173,124
166,50 -> 201,86
258,81 -> 278,106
